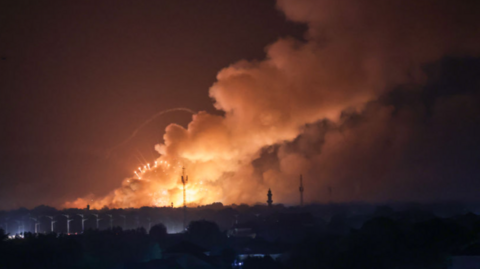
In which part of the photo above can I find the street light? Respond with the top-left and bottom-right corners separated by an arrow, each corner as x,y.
3,217 -> 9,234
43,216 -> 57,232
134,215 -> 140,228
92,214 -> 102,229
77,214 -> 88,232
30,217 -> 40,234
62,215 -> 73,234
107,214 -> 113,229
15,220 -> 24,235
119,215 -> 126,229
146,217 -> 152,232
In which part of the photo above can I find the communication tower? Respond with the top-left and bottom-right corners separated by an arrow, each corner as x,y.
182,167 -> 189,231
267,188 -> 273,208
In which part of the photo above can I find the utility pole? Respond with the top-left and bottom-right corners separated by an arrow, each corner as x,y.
182,167 -> 188,231
299,174 -> 304,207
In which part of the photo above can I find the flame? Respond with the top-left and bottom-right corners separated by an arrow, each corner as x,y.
64,154 -> 223,209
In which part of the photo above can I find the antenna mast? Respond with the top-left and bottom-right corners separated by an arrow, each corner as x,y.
299,174 -> 304,207
181,167 -> 188,231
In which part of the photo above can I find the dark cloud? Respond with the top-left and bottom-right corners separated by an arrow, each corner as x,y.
275,57 -> 480,203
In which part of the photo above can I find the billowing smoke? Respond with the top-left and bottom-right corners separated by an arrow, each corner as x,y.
67,0 -> 480,208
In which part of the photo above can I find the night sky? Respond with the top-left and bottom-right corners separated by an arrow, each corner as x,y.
1,0 -> 480,209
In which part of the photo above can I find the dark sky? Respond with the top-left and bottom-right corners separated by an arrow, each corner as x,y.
0,0 -> 305,209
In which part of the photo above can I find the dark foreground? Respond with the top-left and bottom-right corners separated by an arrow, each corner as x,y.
1,203 -> 480,268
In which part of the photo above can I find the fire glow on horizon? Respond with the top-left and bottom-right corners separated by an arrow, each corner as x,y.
67,153 -> 220,209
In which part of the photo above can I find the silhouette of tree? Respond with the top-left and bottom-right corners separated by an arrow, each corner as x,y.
243,255 -> 282,269
186,220 -> 225,248
0,228 -> 7,242
220,247 -> 237,266
149,223 -> 167,241
373,205 -> 394,217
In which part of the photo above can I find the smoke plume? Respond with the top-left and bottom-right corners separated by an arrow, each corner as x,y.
67,0 -> 480,208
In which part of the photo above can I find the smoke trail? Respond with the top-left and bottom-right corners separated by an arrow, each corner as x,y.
108,107 -> 196,153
